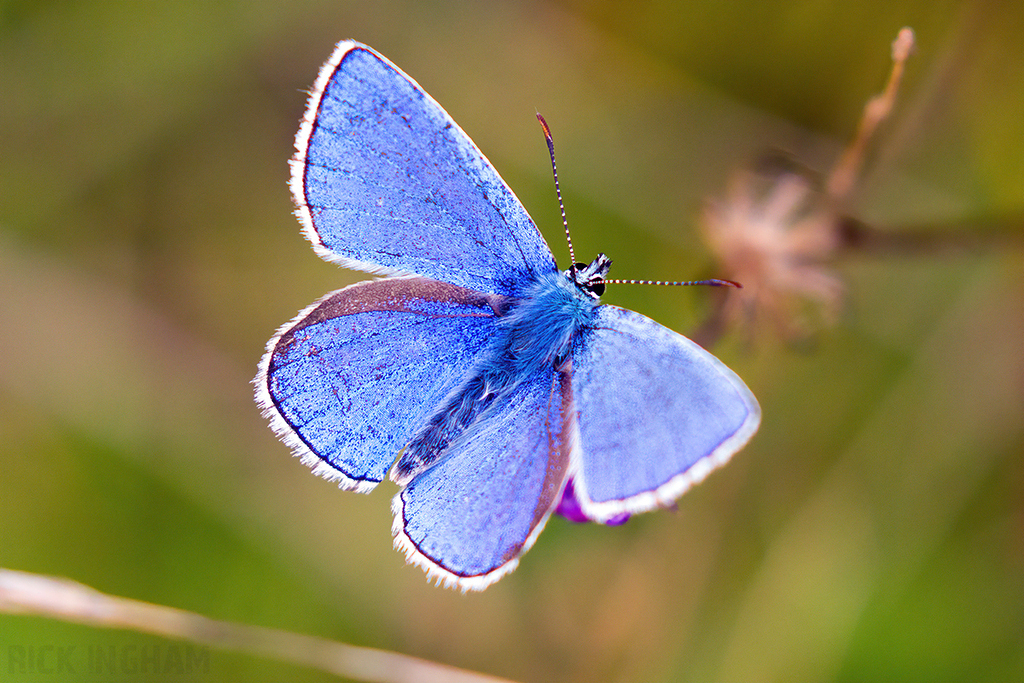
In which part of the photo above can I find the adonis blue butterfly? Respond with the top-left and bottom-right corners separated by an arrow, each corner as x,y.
255,41 -> 760,590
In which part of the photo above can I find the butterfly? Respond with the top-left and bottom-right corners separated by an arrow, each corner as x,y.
255,41 -> 760,591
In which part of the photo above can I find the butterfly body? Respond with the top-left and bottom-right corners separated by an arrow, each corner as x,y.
395,258 -> 606,485
256,41 -> 760,590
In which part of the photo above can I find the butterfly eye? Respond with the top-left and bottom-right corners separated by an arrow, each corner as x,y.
570,264 -> 606,297
570,255 -> 612,297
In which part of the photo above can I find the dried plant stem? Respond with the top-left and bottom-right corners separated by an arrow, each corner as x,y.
0,568 -> 516,683
827,27 -> 916,202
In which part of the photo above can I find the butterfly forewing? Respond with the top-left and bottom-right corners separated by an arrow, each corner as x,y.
570,306 -> 760,520
293,41 -> 557,297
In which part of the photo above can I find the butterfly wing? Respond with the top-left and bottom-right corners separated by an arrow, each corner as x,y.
255,277 -> 504,492
393,364 -> 572,590
571,306 -> 760,520
292,41 -> 557,297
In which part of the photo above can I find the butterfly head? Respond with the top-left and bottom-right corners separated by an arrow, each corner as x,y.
568,253 -> 612,298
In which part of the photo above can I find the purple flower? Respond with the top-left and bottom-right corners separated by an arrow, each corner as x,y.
555,478 -> 630,525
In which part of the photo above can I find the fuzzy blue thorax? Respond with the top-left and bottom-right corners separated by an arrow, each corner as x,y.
391,257 -> 611,485
492,268 -> 597,377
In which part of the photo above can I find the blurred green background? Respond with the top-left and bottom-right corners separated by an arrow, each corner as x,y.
1,1 -> 1021,681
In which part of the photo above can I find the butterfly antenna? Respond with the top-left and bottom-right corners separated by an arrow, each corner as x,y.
537,113 -> 577,275
536,114 -> 739,290
600,277 -> 742,288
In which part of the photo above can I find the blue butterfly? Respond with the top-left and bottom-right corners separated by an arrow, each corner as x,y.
255,41 -> 760,590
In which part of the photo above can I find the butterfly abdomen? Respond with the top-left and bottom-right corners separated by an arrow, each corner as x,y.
390,374 -> 491,485
390,270 -> 596,485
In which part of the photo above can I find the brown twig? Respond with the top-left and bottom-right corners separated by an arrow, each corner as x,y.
827,27 -> 916,202
0,568 -> 516,683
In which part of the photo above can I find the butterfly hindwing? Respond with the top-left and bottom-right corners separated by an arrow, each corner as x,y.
293,41 -> 557,297
571,306 -> 760,520
393,364 -> 573,590
256,277 -> 504,492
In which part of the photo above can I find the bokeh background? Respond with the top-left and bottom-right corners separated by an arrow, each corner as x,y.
1,1 -> 1021,681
